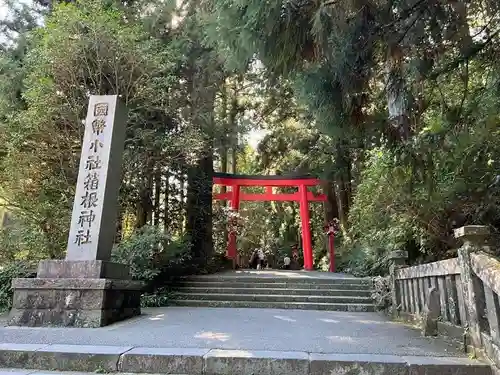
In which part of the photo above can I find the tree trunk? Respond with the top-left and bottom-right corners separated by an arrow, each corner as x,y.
220,82 -> 229,185
163,170 -> 170,231
179,171 -> 186,234
322,180 -> 340,222
386,43 -> 410,142
186,155 -> 214,262
184,43 -> 218,263
229,79 -> 239,174
153,167 -> 161,227
334,142 -> 351,229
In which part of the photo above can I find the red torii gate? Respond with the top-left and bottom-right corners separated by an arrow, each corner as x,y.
213,173 -> 327,271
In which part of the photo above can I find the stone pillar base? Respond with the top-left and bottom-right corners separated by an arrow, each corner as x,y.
8,260 -> 143,328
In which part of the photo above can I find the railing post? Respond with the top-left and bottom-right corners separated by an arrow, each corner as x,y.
454,225 -> 490,350
389,250 -> 408,316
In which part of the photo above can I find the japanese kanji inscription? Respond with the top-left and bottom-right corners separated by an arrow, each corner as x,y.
66,95 -> 128,261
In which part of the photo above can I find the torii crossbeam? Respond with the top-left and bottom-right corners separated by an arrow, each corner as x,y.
213,173 -> 327,271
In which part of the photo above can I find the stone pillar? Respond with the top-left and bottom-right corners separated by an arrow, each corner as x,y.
389,250 -> 408,316
454,225 -> 490,349
8,96 -> 142,328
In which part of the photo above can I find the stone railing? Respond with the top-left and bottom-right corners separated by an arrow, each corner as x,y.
393,257 -> 465,327
390,225 -> 500,367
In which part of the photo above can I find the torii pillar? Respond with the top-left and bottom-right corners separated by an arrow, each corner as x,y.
299,184 -> 313,270
227,184 -> 241,261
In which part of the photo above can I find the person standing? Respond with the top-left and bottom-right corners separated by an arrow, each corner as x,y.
256,248 -> 265,269
283,256 -> 291,270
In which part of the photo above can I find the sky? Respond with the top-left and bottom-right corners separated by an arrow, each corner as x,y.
0,0 -> 7,18
247,129 -> 266,149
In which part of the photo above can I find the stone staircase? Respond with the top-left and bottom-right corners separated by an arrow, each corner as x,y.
169,272 -> 375,311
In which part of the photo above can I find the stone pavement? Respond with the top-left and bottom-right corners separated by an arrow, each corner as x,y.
0,307 -> 460,355
0,307 -> 492,375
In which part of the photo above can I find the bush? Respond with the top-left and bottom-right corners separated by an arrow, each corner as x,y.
112,226 -> 192,287
0,221 -> 61,263
337,243 -> 390,277
0,261 -> 36,312
140,287 -> 172,308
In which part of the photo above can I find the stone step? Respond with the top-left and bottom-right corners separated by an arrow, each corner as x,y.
182,275 -> 372,285
177,286 -> 372,297
0,346 -> 492,375
176,281 -> 372,291
174,292 -> 373,304
169,299 -> 376,312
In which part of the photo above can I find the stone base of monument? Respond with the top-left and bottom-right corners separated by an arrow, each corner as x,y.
7,260 -> 143,328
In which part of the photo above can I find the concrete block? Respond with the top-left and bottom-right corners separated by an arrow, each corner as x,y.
0,344 -> 48,369
309,353 -> 408,375
119,347 -> 210,374
27,344 -> 131,372
405,356 -> 492,375
204,349 -> 309,375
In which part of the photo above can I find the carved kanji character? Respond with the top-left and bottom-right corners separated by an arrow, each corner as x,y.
85,155 -> 102,171
92,118 -> 106,135
94,103 -> 109,116
84,172 -> 99,191
74,229 -> 91,246
78,210 -> 96,228
81,191 -> 98,209
89,139 -> 103,153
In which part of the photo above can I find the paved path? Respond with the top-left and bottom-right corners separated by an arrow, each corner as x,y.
0,307 -> 461,357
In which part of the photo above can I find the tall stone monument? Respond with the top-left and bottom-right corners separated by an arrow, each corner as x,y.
8,95 -> 142,327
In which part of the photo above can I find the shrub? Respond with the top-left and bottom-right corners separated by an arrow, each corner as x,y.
0,261 -> 36,312
337,243 -> 390,277
140,287 -> 172,308
0,221 -> 61,263
112,226 -> 191,287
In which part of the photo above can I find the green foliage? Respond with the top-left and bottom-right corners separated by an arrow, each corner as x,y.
0,0 -> 218,264
0,261 -> 36,312
337,244 -> 389,277
347,84 -> 500,274
112,226 -> 191,283
1,0 -> 177,257
0,220 -> 53,262
1,0 -> 499,284
140,287 -> 172,308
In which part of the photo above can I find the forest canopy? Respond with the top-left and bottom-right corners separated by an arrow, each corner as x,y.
0,0 -> 499,290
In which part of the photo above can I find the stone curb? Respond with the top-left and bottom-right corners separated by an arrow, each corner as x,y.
0,344 -> 492,375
